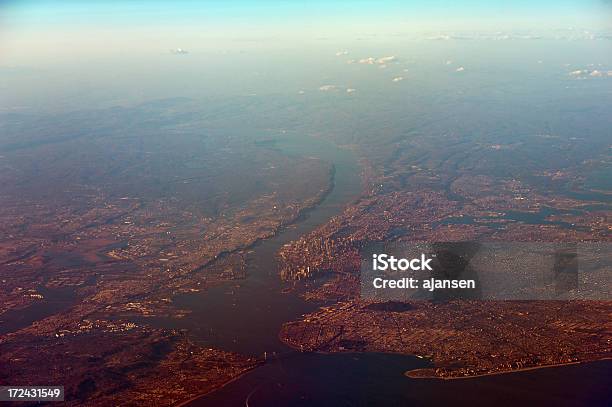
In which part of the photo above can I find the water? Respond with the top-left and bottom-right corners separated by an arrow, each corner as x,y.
145,134 -> 362,355
156,133 -> 611,406
432,206 -> 584,230
192,357 -> 611,407
0,285 -> 76,336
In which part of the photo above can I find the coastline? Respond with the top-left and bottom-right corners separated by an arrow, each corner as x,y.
175,354 -> 612,406
174,361 -> 263,407
170,165 -> 338,406
169,140 -> 363,405
404,357 -> 612,380
278,328 -> 612,383
189,162 -> 336,276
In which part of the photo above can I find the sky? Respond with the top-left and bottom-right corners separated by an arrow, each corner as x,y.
0,1 -> 611,112
2,1 -> 611,50
2,0 -> 612,29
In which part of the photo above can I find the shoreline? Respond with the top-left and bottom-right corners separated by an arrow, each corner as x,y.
278,333 -> 612,382
174,361 -> 263,407
173,162 -> 340,406
176,353 -> 612,405
189,162 -> 336,276
404,357 -> 612,380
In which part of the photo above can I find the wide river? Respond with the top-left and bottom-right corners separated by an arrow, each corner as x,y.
152,135 -> 610,407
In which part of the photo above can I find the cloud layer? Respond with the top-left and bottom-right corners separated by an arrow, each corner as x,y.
569,69 -> 612,79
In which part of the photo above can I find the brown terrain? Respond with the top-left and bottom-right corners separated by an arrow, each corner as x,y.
0,103 -> 334,404
1,94 -> 610,404
277,130 -> 611,379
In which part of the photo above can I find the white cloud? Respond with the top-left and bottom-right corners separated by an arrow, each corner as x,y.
421,30 -> 612,42
358,57 -> 377,65
336,50 -> 349,56
357,56 -> 397,65
445,60 -> 453,65
392,76 -> 404,82
170,48 -> 188,55
589,70 -> 612,77
319,85 -> 338,91
298,90 -> 305,95
318,85 -> 358,94
456,66 -> 465,72
377,56 -> 397,64
569,69 -> 612,79
427,35 -> 452,41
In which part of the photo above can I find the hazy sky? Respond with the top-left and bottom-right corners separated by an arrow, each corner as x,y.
3,1 -> 610,56
1,1 -> 611,111
3,1 -> 612,30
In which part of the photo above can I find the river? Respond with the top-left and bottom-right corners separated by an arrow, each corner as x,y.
152,134 -> 610,406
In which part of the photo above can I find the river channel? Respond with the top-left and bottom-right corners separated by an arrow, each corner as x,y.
152,134 -> 610,406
